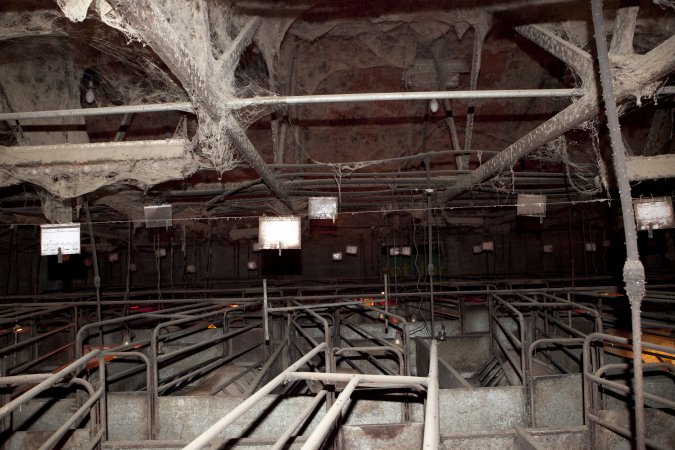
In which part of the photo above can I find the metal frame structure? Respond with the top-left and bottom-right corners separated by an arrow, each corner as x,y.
0,280 -> 673,448
583,333 -> 675,450
182,340 -> 440,450
0,350 -> 107,450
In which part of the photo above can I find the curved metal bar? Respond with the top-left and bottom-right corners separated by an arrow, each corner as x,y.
0,350 -> 101,419
104,351 -> 155,440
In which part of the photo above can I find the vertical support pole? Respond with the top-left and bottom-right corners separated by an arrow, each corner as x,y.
383,273 -> 389,334
427,194 -> 435,337
98,353 -> 107,443
423,340 -> 439,449
590,2 -> 646,448
84,201 -> 103,346
263,279 -> 269,343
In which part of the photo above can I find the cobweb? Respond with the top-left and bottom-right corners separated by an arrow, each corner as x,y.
304,150 -> 376,205
37,189 -> 73,223
193,116 -> 241,179
537,133 -> 608,195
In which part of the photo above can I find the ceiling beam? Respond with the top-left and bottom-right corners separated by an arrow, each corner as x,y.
107,1 -> 291,211
626,154 -> 675,181
438,25 -> 675,204
0,138 -> 187,165
0,139 -> 197,198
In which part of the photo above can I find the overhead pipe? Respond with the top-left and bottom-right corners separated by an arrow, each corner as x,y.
0,89 -> 583,122
590,1 -> 646,448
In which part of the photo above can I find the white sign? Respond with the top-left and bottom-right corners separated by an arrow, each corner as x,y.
41,223 -> 81,256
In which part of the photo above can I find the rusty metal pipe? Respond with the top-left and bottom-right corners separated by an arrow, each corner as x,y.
590,2 -> 647,448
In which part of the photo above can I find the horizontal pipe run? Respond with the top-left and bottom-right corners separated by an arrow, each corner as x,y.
183,343 -> 327,450
301,377 -> 360,450
76,303 -> 219,355
0,89 -> 582,122
287,371 -> 428,387
229,89 -> 584,107
0,102 -> 195,121
1,285 -> 617,307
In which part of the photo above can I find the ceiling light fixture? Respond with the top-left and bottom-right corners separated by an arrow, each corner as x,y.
633,197 -> 675,238
259,216 -> 301,255
85,82 -> 96,104
144,205 -> 173,229
308,197 -> 338,221
517,194 -> 547,221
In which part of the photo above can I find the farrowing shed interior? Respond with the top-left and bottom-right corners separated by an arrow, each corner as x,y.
0,1 -> 674,449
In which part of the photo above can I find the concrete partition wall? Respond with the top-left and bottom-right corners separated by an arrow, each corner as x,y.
412,386 -> 526,433
595,409 -> 675,450
416,338 -> 471,389
440,427 -> 590,450
435,335 -> 491,375
342,423 -> 424,450
462,305 -> 489,334
533,374 -> 584,427
107,393 -> 418,441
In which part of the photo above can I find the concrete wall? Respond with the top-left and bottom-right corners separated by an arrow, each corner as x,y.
412,386 -> 526,433
533,374 -> 584,427
441,428 -> 590,450
107,393 -> 421,441
436,335 -> 491,375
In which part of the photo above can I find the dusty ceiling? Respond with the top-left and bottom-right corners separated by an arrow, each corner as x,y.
0,0 -> 673,235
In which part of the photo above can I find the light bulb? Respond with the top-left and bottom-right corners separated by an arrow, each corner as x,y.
429,99 -> 439,113
85,88 -> 95,104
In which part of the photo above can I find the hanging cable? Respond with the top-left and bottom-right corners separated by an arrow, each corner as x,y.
83,201 -> 103,345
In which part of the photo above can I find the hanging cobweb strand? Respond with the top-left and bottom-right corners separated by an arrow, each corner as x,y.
573,120 -> 610,195
194,116 -> 241,179
322,161 -> 374,207
232,74 -> 282,130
